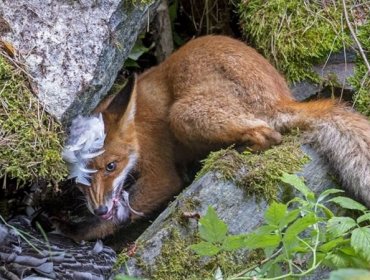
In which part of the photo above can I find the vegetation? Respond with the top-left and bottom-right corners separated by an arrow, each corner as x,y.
238,0 -> 370,116
130,0 -> 154,6
190,173 -> 370,279
0,54 -> 66,184
196,132 -> 310,202
115,173 -> 370,279
238,0 -> 351,83
117,228 -> 252,280
348,20 -> 370,117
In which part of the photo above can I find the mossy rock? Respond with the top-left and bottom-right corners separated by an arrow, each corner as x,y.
238,0 -> 369,117
348,21 -> 370,118
115,136 -> 337,279
238,0 -> 350,83
0,54 -> 67,184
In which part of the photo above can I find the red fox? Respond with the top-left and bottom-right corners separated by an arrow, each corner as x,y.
62,35 -> 370,241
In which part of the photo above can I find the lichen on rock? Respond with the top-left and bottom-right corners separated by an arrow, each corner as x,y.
0,54 -> 67,184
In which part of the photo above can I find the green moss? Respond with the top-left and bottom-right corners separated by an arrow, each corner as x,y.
130,0 -> 153,6
238,0 -> 351,83
117,133 -> 308,279
116,200 -> 264,279
237,0 -> 370,117
136,229 -> 255,280
113,251 -> 130,272
196,132 -> 310,202
173,198 -> 202,226
349,21 -> 370,118
0,55 -> 67,184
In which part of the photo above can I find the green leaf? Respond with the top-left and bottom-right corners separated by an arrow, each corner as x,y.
265,262 -> 283,278
317,188 -> 345,202
259,257 -> 284,276
327,217 -> 357,238
128,45 -> 150,61
168,0 -> 178,22
199,206 -> 228,243
287,197 -> 306,207
325,251 -> 352,268
279,209 -> 300,229
124,58 -> 140,68
357,213 -> 370,224
280,172 -> 312,198
318,204 -> 335,219
351,228 -> 370,261
222,235 -> 248,251
259,259 -> 274,275
339,246 -> 358,256
329,197 -> 367,212
329,268 -> 370,280
284,213 -> 317,241
324,247 -> 369,269
319,237 -> 347,252
243,233 -> 281,249
339,247 -> 370,268
264,202 -> 287,226
189,241 -> 220,256
255,225 -> 277,234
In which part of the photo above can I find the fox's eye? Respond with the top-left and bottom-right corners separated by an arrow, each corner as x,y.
105,162 -> 116,172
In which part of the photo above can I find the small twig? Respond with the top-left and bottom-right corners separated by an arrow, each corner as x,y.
342,0 -> 370,74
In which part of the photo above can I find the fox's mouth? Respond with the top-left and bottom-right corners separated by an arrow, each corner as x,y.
99,189 -> 144,222
93,168 -> 143,222
100,209 -> 114,220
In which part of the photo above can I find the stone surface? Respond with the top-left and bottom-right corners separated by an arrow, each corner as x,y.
0,216 -> 116,280
290,49 -> 356,101
116,144 -> 338,279
0,0 -> 159,125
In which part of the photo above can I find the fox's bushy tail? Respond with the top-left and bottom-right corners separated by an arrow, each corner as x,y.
272,99 -> 370,205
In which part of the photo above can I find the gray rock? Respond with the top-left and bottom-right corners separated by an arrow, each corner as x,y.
0,0 -> 159,125
116,144 -> 339,279
0,216 -> 116,280
290,49 -> 356,101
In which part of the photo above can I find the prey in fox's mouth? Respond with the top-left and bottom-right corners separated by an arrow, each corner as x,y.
83,171 -> 143,223
85,188 -> 142,222
62,113 -> 143,223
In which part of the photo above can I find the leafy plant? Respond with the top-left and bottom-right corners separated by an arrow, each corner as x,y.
124,36 -> 154,69
190,172 -> 370,279
328,268 -> 370,280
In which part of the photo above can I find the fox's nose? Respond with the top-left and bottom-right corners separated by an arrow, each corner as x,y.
94,205 -> 108,216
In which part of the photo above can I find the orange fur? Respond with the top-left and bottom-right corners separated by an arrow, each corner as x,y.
65,35 -> 370,241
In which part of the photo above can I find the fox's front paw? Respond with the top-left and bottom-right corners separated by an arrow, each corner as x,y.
242,126 -> 282,152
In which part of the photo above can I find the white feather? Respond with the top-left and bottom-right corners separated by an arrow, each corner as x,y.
62,114 -> 106,186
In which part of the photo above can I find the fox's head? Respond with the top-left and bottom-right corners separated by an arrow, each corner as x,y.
63,76 -> 142,223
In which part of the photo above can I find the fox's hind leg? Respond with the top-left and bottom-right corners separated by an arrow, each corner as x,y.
169,94 -> 282,152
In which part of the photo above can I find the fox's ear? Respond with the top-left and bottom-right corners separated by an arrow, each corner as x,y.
93,75 -> 137,124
